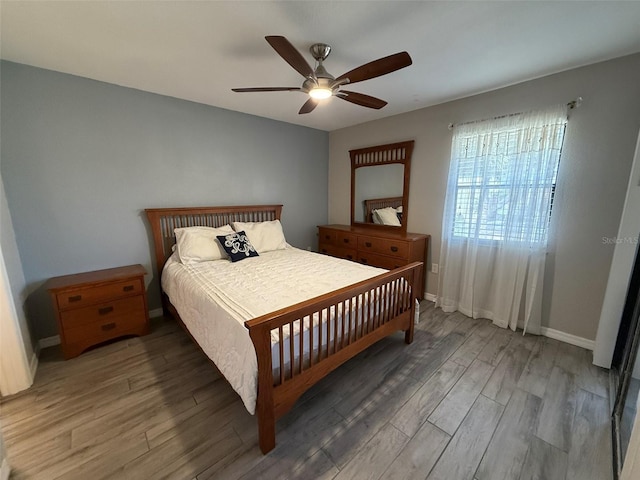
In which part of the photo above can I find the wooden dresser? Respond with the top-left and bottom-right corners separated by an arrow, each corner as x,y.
318,225 -> 429,299
46,264 -> 150,359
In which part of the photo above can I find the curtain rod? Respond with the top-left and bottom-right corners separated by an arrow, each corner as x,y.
447,97 -> 583,131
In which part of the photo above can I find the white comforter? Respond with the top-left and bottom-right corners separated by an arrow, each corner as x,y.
161,246 -> 386,414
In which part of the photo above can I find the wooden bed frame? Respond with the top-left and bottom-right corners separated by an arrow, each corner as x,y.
145,205 -> 420,453
364,196 -> 404,223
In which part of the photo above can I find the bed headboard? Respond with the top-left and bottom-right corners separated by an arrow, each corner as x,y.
145,205 -> 283,276
364,197 -> 403,223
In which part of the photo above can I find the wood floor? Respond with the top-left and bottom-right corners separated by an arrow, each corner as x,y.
0,302 -> 612,480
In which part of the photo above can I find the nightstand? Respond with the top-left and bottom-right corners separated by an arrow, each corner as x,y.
45,264 -> 150,359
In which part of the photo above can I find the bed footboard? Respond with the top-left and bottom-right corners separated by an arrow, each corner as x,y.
245,261 -> 421,453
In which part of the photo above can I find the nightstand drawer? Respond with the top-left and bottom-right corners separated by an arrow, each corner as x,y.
64,311 -> 147,345
357,237 -> 409,258
56,278 -> 143,310
60,295 -> 146,329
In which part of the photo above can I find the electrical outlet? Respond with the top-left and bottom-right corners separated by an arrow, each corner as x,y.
431,263 -> 439,274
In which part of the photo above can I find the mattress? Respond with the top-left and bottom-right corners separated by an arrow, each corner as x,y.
161,245 -> 387,414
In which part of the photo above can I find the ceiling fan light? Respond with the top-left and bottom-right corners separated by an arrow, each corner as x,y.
309,87 -> 332,100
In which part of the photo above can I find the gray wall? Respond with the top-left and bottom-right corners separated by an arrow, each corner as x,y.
329,53 -> 640,342
1,61 -> 328,340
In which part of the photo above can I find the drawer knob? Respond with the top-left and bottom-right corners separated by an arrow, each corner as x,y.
343,238 -> 349,243
365,242 -> 372,248
325,235 -> 330,240
101,322 -> 116,331
68,295 -> 82,302
390,246 -> 399,252
98,306 -> 114,316
361,258 -> 368,264
123,285 -> 135,292
346,255 -> 353,260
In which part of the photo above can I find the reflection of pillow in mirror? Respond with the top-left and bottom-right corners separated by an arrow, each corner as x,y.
374,207 -> 402,226
372,211 -> 383,224
396,205 -> 403,213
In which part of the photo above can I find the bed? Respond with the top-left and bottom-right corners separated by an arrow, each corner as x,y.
364,196 -> 404,224
145,205 -> 421,453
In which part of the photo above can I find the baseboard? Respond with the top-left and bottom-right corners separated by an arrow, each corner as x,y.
540,326 -> 595,351
39,334 -> 60,349
149,307 -> 163,318
426,300 -> 595,350
1,458 -> 11,480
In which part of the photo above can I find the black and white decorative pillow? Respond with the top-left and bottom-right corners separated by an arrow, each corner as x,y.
216,231 -> 259,262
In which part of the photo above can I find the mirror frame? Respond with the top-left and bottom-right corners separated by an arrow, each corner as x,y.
350,140 -> 414,235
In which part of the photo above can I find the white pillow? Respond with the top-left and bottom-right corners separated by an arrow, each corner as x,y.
374,207 -> 402,226
174,225 -> 235,264
232,220 -> 287,253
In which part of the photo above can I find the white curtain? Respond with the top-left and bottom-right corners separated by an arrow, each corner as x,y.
436,104 -> 567,334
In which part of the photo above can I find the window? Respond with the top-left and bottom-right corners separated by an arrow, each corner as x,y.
449,109 -> 567,244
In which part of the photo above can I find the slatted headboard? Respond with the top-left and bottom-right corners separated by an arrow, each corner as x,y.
145,205 -> 283,277
364,197 -> 403,223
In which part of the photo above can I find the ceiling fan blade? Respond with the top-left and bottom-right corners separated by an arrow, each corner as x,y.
232,87 -> 302,92
335,52 -> 412,85
265,36 -> 314,78
298,98 -> 319,114
337,91 -> 388,109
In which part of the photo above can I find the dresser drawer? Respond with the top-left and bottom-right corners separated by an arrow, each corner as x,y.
318,228 -> 357,248
60,295 -> 146,329
319,243 -> 357,262
318,228 -> 337,245
56,278 -> 143,310
358,252 -> 406,270
357,237 -> 410,259
335,232 -> 357,248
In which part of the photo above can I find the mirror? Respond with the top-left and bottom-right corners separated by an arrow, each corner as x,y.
350,140 -> 414,234
354,164 -> 405,222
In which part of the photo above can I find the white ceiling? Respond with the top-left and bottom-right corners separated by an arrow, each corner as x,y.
2,1 -> 640,132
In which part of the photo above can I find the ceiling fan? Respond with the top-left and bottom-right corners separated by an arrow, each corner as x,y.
232,36 -> 412,114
